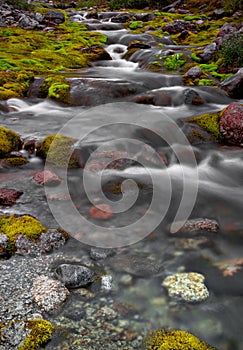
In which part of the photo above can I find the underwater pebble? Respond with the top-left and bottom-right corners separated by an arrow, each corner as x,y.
162,272 -> 209,302
55,263 -> 95,288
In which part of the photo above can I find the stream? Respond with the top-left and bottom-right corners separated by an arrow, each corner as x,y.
1,10 -> 243,350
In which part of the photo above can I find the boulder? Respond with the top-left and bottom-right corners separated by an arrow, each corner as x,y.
0,188 -> 23,206
219,102 -> 243,146
33,170 -> 62,186
220,68 -> 243,99
43,10 -> 65,25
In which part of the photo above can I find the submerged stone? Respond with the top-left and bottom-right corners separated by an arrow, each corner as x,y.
0,188 -> 23,206
162,272 -> 209,302
55,263 -> 95,288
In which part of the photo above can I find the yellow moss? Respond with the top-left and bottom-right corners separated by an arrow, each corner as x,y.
187,111 -> 223,140
37,134 -> 78,168
0,127 -> 22,158
143,329 -> 218,350
18,319 -> 54,350
4,157 -> 29,167
0,215 -> 47,252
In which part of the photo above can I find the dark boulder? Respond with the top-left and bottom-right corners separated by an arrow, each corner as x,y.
55,264 -> 95,288
220,68 -> 243,99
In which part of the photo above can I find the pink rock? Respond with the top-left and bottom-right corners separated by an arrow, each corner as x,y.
33,170 -> 62,186
85,151 -> 134,172
219,102 -> 243,146
89,203 -> 114,220
0,188 -> 23,206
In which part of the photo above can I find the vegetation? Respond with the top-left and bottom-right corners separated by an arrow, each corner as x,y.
143,328 -> 218,350
18,319 -> 54,350
219,33 -> 243,69
0,214 -> 47,252
37,133 -> 78,168
0,127 -> 22,158
187,110 -> 223,140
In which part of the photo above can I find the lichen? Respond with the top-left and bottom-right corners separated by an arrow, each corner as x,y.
36,133 -> 78,168
0,127 -> 22,158
187,111 -> 222,140
0,214 -> 47,252
143,328 -> 218,350
18,319 -> 54,350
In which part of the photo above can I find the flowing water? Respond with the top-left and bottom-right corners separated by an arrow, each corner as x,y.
1,11 -> 243,350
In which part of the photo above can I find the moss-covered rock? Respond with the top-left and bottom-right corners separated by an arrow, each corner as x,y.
38,76 -> 70,103
18,319 -> 54,350
0,71 -> 34,100
3,157 -> 29,167
143,328 -> 218,350
0,214 -> 47,252
36,134 -> 78,168
0,127 -> 22,158
187,110 -> 223,140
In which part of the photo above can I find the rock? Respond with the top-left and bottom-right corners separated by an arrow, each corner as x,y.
220,68 -> 243,98
0,234 -> 8,257
43,10 -> 65,24
183,67 -> 203,82
215,23 -> 237,47
16,235 -> 41,256
133,91 -> 173,106
127,40 -> 151,50
219,102 -> 243,146
212,9 -> 228,19
80,45 -> 112,61
88,204 -> 114,220
101,275 -> 113,290
214,258 -> 243,277
90,247 -> 116,260
110,13 -> 132,23
183,88 -> 205,105
0,126 -> 22,158
162,20 -> 195,34
31,275 -> 70,312
200,42 -> 217,63
84,150 -> 134,172
33,170 -> 62,186
0,188 -> 23,206
162,272 -> 209,302
55,263 -> 95,288
18,14 -> 39,29
39,229 -> 67,253
169,218 -> 219,234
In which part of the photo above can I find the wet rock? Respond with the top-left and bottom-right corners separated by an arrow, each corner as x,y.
127,40 -> 151,50
111,13 -> 132,23
80,45 -> 112,61
0,188 -> 23,206
0,126 -> 22,158
31,275 -> 70,312
199,42 -> 217,63
101,275 -> 113,290
220,68 -> 243,99
183,66 -> 203,83
183,88 -> 205,105
86,22 -> 123,31
55,263 -> 95,288
133,91 -> 173,106
169,218 -> 219,234
214,258 -> 243,277
111,252 -> 162,277
0,234 -> 8,257
33,170 -> 62,186
89,204 -> 114,220
134,13 -> 156,22
90,247 -> 116,260
39,229 -> 68,253
219,102 -> 243,146
85,11 -> 98,19
43,10 -> 65,24
84,150 -> 135,171
162,272 -> 209,302
16,235 -> 41,256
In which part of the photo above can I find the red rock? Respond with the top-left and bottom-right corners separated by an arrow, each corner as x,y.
88,204 -> 114,220
85,151 -> 134,172
219,102 -> 243,146
0,188 -> 23,206
33,170 -> 62,186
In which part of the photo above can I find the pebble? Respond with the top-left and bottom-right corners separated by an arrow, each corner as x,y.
162,272 -> 209,302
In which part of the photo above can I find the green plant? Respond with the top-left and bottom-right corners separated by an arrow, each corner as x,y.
223,0 -> 243,11
163,53 -> 186,70
129,21 -> 143,30
220,33 -> 243,68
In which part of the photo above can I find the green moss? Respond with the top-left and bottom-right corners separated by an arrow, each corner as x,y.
199,63 -> 218,72
184,15 -> 208,21
4,157 -> 29,167
191,53 -> 202,63
143,328 -> 218,350
0,71 -> 34,99
18,319 -> 54,350
129,21 -> 144,30
163,53 -> 186,71
198,79 -> 217,86
0,215 -> 47,252
37,134 -> 78,168
187,111 -> 222,140
0,127 -> 22,158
